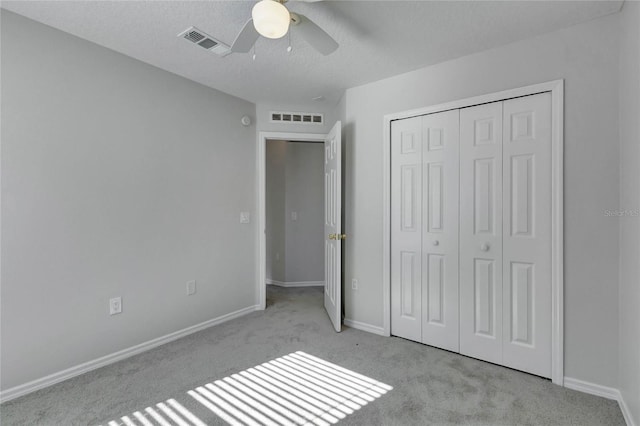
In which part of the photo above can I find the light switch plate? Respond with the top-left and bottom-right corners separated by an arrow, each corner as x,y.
109,297 -> 122,315
240,212 -> 251,224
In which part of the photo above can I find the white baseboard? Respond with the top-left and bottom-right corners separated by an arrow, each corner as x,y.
343,318 -> 386,336
266,279 -> 324,288
0,305 -> 260,403
618,393 -> 637,426
564,377 -> 620,400
564,377 -> 636,426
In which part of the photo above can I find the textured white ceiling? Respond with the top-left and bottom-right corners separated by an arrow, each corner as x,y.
2,1 -> 622,105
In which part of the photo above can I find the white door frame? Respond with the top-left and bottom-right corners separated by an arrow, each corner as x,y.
382,80 -> 564,385
257,131 -> 328,310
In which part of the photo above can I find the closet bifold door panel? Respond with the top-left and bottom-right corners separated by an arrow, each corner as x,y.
502,93 -> 552,378
391,116 -> 423,342
391,110 -> 460,350
459,102 -> 505,365
458,93 -> 552,378
421,110 -> 460,352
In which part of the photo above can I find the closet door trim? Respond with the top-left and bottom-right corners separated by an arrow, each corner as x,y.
382,80 -> 564,385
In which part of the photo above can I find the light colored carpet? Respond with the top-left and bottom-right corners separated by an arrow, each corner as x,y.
0,286 -> 625,425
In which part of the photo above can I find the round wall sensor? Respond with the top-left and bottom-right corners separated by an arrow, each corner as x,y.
241,115 -> 251,126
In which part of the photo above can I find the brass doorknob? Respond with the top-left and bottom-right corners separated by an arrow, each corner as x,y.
328,234 -> 336,240
339,234 -> 347,240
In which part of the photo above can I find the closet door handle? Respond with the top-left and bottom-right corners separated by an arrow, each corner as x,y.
480,243 -> 490,252
433,240 -> 439,246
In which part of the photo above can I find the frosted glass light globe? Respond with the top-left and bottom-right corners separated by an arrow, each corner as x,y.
252,0 -> 290,39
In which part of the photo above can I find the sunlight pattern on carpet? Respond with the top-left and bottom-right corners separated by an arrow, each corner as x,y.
189,351 -> 392,425
102,398 -> 206,426
100,351 -> 392,425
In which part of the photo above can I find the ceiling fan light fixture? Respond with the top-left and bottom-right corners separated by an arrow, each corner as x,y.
252,0 -> 290,39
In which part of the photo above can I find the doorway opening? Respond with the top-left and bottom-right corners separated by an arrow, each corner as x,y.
257,124 -> 343,332
265,139 -> 325,290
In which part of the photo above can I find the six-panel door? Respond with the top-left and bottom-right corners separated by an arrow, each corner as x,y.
324,121 -> 342,333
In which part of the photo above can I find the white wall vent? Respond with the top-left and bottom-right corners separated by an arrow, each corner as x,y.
270,112 -> 324,125
178,26 -> 231,57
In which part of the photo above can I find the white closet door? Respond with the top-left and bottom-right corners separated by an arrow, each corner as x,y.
459,102 -> 504,365
421,110 -> 460,352
391,116 -> 423,342
502,93 -> 552,377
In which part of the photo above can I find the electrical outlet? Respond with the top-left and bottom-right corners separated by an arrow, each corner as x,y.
186,280 -> 197,296
109,297 -> 122,315
291,211 -> 298,221
352,279 -> 358,290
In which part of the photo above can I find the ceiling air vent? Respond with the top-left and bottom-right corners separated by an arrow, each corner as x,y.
178,26 -> 230,57
271,112 -> 324,125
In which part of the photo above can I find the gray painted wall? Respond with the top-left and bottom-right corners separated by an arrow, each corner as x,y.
618,2 -> 640,424
0,11 -> 257,391
284,142 -> 324,283
266,141 -> 324,284
342,14 -> 621,387
265,141 -> 287,282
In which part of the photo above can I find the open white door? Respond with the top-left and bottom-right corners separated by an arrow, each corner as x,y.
324,121 -> 342,332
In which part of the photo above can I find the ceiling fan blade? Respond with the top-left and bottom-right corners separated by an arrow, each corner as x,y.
293,14 -> 338,55
231,19 -> 259,53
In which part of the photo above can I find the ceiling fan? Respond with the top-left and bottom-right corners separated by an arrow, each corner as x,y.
230,0 -> 339,56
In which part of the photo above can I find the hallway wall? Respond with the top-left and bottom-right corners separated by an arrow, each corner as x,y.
265,141 -> 287,283
266,141 -> 325,284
